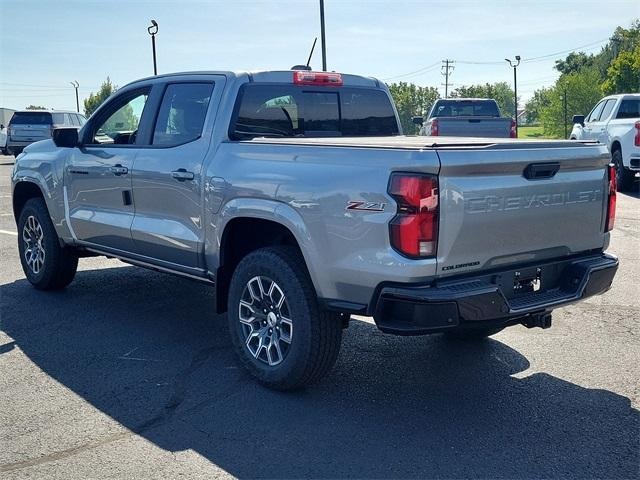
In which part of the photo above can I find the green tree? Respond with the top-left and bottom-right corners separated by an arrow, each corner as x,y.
524,88 -> 552,124
450,82 -> 516,117
387,82 -> 440,134
84,77 -> 117,117
554,52 -> 595,75
540,67 -> 602,138
25,105 -> 47,110
601,46 -> 640,94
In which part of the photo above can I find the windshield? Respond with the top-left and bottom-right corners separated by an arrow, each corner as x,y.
10,112 -> 53,125
431,100 -> 500,117
230,84 -> 399,139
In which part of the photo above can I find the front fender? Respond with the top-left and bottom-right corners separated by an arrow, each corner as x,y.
11,142 -> 71,241
204,197 -> 327,298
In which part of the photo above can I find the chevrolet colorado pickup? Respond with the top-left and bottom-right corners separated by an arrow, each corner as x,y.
12,70 -> 618,390
570,93 -> 640,191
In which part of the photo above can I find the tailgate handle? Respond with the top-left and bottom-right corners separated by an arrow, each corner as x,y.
523,162 -> 560,180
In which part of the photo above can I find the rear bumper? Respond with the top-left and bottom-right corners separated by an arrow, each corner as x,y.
7,140 -> 38,148
373,253 -> 618,335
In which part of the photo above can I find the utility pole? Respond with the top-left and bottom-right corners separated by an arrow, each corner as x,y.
505,56 -> 521,137
70,81 -> 79,113
441,59 -> 454,98
319,0 -> 327,71
148,20 -> 159,75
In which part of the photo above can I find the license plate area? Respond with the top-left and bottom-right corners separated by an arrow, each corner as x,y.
496,263 -> 566,301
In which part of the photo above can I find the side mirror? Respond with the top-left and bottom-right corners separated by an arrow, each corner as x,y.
0,124 -> 4,130
412,116 -> 424,126
52,128 -> 79,148
572,115 -> 585,127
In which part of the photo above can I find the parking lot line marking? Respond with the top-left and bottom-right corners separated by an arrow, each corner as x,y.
0,229 -> 17,236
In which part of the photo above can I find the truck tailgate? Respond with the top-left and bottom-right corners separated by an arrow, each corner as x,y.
435,117 -> 512,138
436,142 -> 610,276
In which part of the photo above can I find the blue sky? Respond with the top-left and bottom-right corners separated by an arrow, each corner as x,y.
1,0 -> 638,111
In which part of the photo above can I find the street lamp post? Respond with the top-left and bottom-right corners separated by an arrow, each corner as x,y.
319,0 -> 327,71
562,88 -> 568,139
70,81 -> 79,113
148,20 -> 159,75
505,55 -> 521,137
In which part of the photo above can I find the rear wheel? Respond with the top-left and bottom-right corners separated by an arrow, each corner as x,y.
612,149 -> 633,192
17,197 -> 78,290
227,246 -> 342,390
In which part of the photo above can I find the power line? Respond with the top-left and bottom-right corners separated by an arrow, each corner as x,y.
386,37 -> 611,79
381,62 -> 440,81
521,38 -> 609,63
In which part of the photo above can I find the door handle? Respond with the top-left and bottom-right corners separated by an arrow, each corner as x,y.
109,164 -> 128,176
171,169 -> 195,181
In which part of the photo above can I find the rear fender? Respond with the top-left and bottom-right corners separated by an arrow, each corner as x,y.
205,198 -> 326,297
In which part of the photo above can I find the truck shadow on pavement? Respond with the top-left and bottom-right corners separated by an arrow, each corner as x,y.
1,265 -> 638,479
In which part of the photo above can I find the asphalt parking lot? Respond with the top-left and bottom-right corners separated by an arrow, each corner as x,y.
0,154 -> 638,479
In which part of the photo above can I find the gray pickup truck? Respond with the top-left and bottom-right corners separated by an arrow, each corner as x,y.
415,98 -> 516,138
12,70 -> 618,390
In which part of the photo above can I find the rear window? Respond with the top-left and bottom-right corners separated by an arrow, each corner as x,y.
616,99 -> 640,119
431,100 -> 500,117
10,112 -> 52,125
230,84 -> 398,139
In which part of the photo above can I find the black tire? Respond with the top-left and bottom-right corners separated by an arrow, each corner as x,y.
227,246 -> 342,390
612,149 -> 633,192
17,197 -> 78,290
444,326 -> 504,341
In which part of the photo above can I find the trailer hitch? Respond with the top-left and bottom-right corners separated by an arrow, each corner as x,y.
522,312 -> 552,329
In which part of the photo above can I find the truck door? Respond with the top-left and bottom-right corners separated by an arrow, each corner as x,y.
594,99 -> 617,145
130,77 -> 224,270
582,99 -> 606,140
65,87 -> 152,253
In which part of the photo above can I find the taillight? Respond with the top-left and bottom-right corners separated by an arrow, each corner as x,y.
388,173 -> 439,258
510,119 -> 517,138
293,71 -> 343,86
606,163 -> 617,232
634,121 -> 640,147
430,119 -> 439,136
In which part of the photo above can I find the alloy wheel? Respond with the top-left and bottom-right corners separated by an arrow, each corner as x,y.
22,215 -> 45,275
238,276 -> 293,366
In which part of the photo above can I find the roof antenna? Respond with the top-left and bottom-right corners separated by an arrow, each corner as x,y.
291,37 -> 316,71
306,37 -> 317,68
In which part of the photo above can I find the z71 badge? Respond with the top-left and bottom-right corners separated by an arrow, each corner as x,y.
346,201 -> 386,212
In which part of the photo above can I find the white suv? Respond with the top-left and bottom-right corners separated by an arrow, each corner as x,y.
570,94 -> 640,191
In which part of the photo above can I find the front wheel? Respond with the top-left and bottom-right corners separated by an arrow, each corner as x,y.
227,246 -> 342,390
17,198 -> 78,290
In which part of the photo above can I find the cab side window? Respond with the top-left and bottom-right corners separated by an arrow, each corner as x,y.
87,90 -> 149,145
152,83 -> 214,147
586,101 -> 606,123
598,99 -> 617,121
616,99 -> 640,119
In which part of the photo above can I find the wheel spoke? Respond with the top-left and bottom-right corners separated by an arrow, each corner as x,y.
272,336 -> 284,364
247,278 -> 262,303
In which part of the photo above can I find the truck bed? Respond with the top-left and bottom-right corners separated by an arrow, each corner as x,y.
241,135 -> 598,151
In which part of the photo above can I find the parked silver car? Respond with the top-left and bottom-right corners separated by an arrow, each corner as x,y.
7,110 -> 86,156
